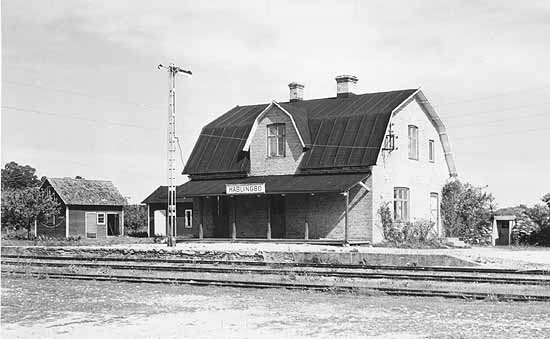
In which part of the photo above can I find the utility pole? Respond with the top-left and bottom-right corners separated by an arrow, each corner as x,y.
157,63 -> 192,247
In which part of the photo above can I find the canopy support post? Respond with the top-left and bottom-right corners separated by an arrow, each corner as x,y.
198,197 -> 204,239
344,191 -> 349,246
231,197 -> 237,241
304,194 -> 310,240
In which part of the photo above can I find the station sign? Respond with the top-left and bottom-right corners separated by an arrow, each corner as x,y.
226,183 -> 265,195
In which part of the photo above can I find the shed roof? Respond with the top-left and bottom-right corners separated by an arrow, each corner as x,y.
142,186 -> 194,204
178,173 -> 370,197
183,89 -> 418,176
43,177 -> 126,206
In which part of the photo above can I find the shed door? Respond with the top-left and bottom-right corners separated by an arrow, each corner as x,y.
496,220 -> 510,245
154,210 -> 167,236
86,213 -> 97,238
107,214 -> 120,236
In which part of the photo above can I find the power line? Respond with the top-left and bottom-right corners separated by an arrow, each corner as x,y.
3,80 -> 165,110
447,110 -> 549,129
441,101 -> 550,121
2,105 -> 162,131
432,85 -> 550,108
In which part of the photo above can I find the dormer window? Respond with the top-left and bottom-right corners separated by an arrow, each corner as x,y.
267,123 -> 286,157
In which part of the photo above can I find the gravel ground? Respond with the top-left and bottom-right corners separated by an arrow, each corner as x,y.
2,276 -> 550,339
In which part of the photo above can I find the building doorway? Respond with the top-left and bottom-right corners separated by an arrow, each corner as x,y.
154,210 -> 167,236
270,196 -> 286,238
496,220 -> 511,245
107,213 -> 121,236
213,196 -> 230,238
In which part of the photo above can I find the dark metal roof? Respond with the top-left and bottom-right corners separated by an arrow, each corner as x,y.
44,177 -> 126,206
184,89 -> 417,175
179,173 -> 370,197
142,185 -> 194,204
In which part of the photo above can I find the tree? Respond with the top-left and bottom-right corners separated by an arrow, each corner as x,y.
542,193 -> 550,209
123,204 -> 148,234
1,187 -> 61,236
441,179 -> 495,244
1,161 -> 41,190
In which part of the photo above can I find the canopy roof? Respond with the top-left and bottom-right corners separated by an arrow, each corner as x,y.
178,173 -> 370,197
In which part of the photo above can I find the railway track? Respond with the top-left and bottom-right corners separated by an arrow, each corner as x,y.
2,257 -> 550,285
3,254 -> 549,275
4,270 -> 550,302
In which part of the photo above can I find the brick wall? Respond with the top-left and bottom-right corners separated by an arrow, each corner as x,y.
371,98 -> 451,242
192,188 -> 372,241
249,106 -> 304,176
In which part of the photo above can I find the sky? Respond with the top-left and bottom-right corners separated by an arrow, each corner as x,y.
2,0 -> 550,207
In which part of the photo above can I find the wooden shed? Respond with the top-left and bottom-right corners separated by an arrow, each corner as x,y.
39,177 -> 126,238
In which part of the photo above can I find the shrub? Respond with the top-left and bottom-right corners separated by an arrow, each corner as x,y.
123,204 -> 148,234
441,180 -> 495,245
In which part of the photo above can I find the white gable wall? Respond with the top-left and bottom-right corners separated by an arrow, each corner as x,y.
249,106 -> 304,176
370,98 -> 450,242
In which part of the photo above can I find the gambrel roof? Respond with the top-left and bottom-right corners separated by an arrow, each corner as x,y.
184,88 -> 457,177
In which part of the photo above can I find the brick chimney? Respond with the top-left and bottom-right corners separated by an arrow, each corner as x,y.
335,75 -> 358,98
288,82 -> 304,102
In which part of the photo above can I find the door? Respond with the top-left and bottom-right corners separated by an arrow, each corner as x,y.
430,193 -> 439,234
213,197 -> 230,238
270,196 -> 286,238
496,220 -> 510,245
86,212 -> 97,238
107,214 -> 120,236
154,210 -> 167,236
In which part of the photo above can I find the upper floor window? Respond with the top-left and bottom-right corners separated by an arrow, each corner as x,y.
267,123 -> 286,157
429,139 -> 435,162
394,187 -> 410,222
408,125 -> 418,160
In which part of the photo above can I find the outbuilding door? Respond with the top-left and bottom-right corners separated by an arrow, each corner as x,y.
496,220 -> 510,245
86,213 -> 97,238
107,213 -> 120,236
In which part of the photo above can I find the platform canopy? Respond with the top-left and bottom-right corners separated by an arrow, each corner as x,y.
179,173 -> 370,197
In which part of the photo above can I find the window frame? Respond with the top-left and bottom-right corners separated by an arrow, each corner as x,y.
184,209 -> 193,228
430,192 -> 440,230
428,139 -> 435,163
267,123 -> 286,158
96,212 -> 106,225
408,125 -> 419,160
393,187 -> 410,222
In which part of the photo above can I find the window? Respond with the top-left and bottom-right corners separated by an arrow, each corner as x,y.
184,209 -> 193,228
267,124 -> 286,157
408,125 -> 418,160
429,139 -> 435,163
97,212 -> 106,225
394,187 -> 410,222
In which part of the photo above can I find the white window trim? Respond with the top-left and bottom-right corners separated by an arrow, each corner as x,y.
429,139 -> 435,163
267,123 -> 286,158
408,125 -> 419,160
184,209 -> 193,228
97,212 -> 106,225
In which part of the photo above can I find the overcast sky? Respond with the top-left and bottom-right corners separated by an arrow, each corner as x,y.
2,0 -> 550,207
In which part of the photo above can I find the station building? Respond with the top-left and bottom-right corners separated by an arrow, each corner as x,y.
176,75 -> 457,244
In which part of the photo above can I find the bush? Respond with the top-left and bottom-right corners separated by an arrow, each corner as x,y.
441,180 -> 495,245
123,204 -> 148,234
127,231 -> 149,238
